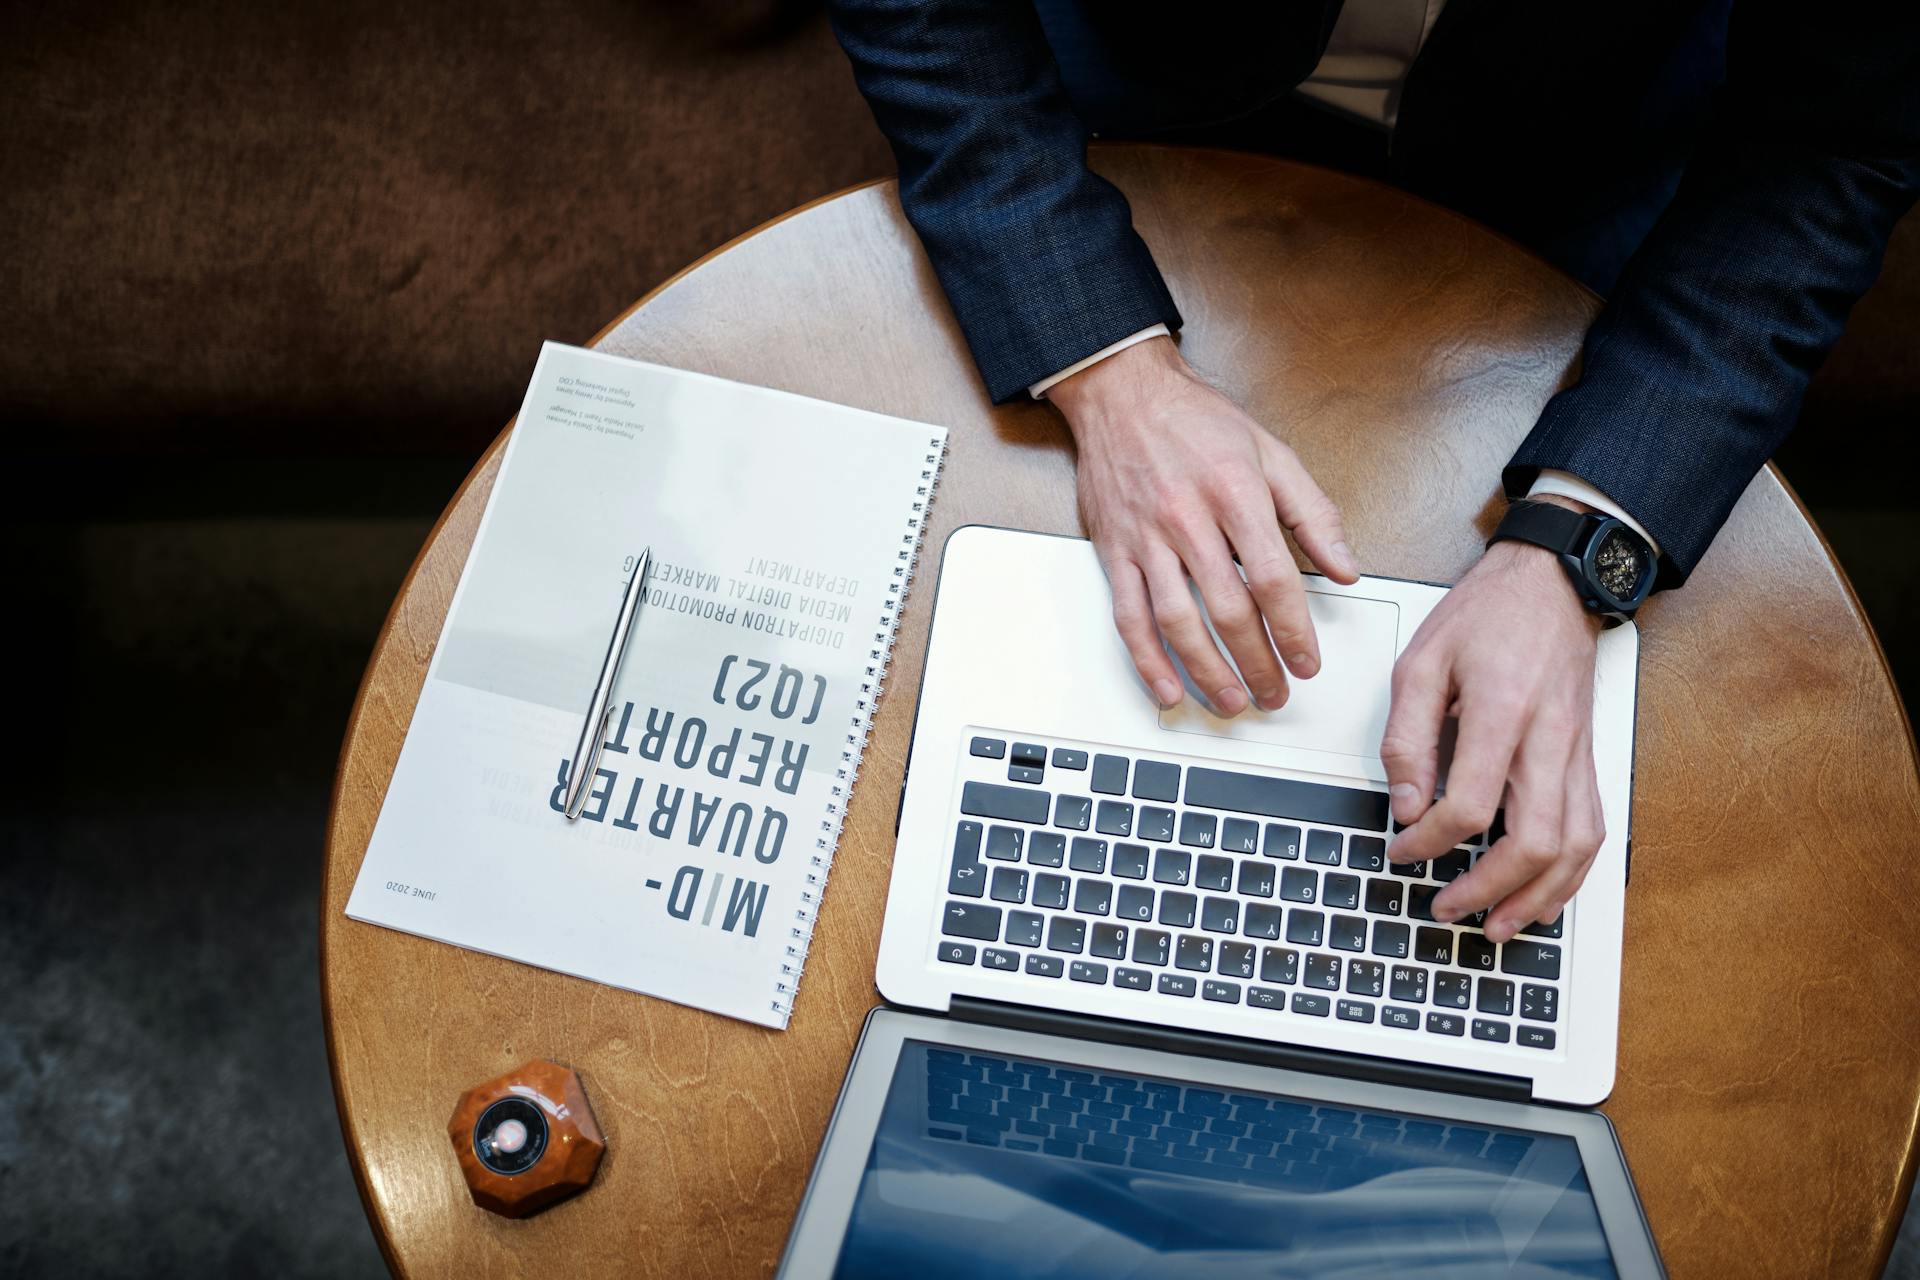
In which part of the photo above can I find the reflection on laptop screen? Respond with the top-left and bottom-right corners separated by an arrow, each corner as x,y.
833,1041 -> 1617,1278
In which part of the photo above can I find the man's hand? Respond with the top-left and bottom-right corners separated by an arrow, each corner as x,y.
1048,336 -> 1360,714
1381,508 -> 1607,942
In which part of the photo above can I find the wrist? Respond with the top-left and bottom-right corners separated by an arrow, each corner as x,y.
1478,538 -> 1605,635
1047,335 -> 1193,438
1491,494 -> 1656,622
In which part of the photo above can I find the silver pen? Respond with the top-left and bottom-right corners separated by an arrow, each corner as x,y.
562,547 -> 651,820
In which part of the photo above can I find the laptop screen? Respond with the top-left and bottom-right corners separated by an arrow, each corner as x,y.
831,1039 -> 1617,1278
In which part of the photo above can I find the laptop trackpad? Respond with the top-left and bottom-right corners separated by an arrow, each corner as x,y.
1158,590 -> 1401,764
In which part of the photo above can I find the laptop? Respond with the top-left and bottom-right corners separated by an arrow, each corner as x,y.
779,525 -> 1660,1277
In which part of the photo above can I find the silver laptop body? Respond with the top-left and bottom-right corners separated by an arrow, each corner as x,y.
877,525 -> 1638,1108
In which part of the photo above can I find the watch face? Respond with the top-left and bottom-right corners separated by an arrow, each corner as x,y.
1593,526 -> 1648,603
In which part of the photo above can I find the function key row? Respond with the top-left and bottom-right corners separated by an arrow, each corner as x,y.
938,910 -> 1557,1011
941,884 -> 1560,983
934,932 -> 1557,1048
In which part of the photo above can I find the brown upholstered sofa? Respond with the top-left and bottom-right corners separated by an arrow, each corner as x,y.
4,1 -> 1912,466
2,1 -> 891,459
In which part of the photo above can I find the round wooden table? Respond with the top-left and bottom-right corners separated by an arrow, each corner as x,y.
322,145 -> 1920,1278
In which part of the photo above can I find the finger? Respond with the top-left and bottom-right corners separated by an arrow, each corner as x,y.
1507,726 -> 1604,931
1380,647 -> 1453,831
1101,554 -> 1184,709
1480,771 -> 1595,942
1389,686 -> 1524,863
1437,831 -> 1544,939
1263,439 -> 1358,584
1140,545 -> 1247,716
1435,718 -> 1569,937
1220,494 -> 1319,686
1173,522 -> 1290,714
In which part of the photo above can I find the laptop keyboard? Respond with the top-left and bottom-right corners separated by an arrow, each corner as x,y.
922,1047 -> 1540,1191
935,732 -> 1565,1053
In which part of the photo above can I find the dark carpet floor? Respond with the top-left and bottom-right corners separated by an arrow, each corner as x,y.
1,460 -> 467,1278
2,439 -> 1915,1276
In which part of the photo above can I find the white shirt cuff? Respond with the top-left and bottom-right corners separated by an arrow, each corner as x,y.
1029,324 -> 1171,400
1527,470 -> 1662,557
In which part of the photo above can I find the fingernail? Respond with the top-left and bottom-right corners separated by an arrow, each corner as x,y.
1332,540 -> 1358,576
1214,685 -> 1248,715
1388,782 -> 1419,821
1153,679 -> 1182,708
1486,922 -> 1510,943
1254,687 -> 1284,711
1433,905 -> 1459,924
1290,652 -> 1318,679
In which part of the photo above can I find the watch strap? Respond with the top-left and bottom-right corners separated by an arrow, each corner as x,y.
1489,499 -> 1590,557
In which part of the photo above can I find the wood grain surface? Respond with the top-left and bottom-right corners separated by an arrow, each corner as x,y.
321,145 -> 1920,1278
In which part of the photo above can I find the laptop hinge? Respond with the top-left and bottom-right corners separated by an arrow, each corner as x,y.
947,997 -> 1532,1104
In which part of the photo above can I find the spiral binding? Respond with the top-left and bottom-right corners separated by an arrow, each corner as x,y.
770,434 -> 948,1023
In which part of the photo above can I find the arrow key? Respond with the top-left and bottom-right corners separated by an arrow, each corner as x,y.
941,901 -> 1002,941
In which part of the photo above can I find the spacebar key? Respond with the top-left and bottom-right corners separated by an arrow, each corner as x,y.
961,781 -> 1051,825
1184,767 -> 1388,832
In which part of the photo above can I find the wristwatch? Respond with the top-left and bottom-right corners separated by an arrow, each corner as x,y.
1488,499 -> 1657,621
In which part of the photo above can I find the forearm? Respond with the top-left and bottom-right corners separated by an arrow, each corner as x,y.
828,0 -> 1182,401
1507,9 -> 1920,586
1510,143 -> 1918,584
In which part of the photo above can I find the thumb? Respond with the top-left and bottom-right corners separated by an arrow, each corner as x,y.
1264,441 -> 1358,583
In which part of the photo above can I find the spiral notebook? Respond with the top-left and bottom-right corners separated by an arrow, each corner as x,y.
345,342 -> 946,1029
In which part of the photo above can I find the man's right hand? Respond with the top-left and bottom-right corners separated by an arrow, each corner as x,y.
1047,336 -> 1360,714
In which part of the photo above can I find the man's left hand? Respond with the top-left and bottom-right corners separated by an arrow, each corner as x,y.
1381,507 -> 1609,943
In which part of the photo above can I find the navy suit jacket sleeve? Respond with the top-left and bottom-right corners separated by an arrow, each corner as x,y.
828,0 -> 1184,402
1506,4 -> 1920,588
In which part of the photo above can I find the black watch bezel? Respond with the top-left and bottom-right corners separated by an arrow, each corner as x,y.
1576,516 -> 1657,617
1490,500 -> 1657,621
